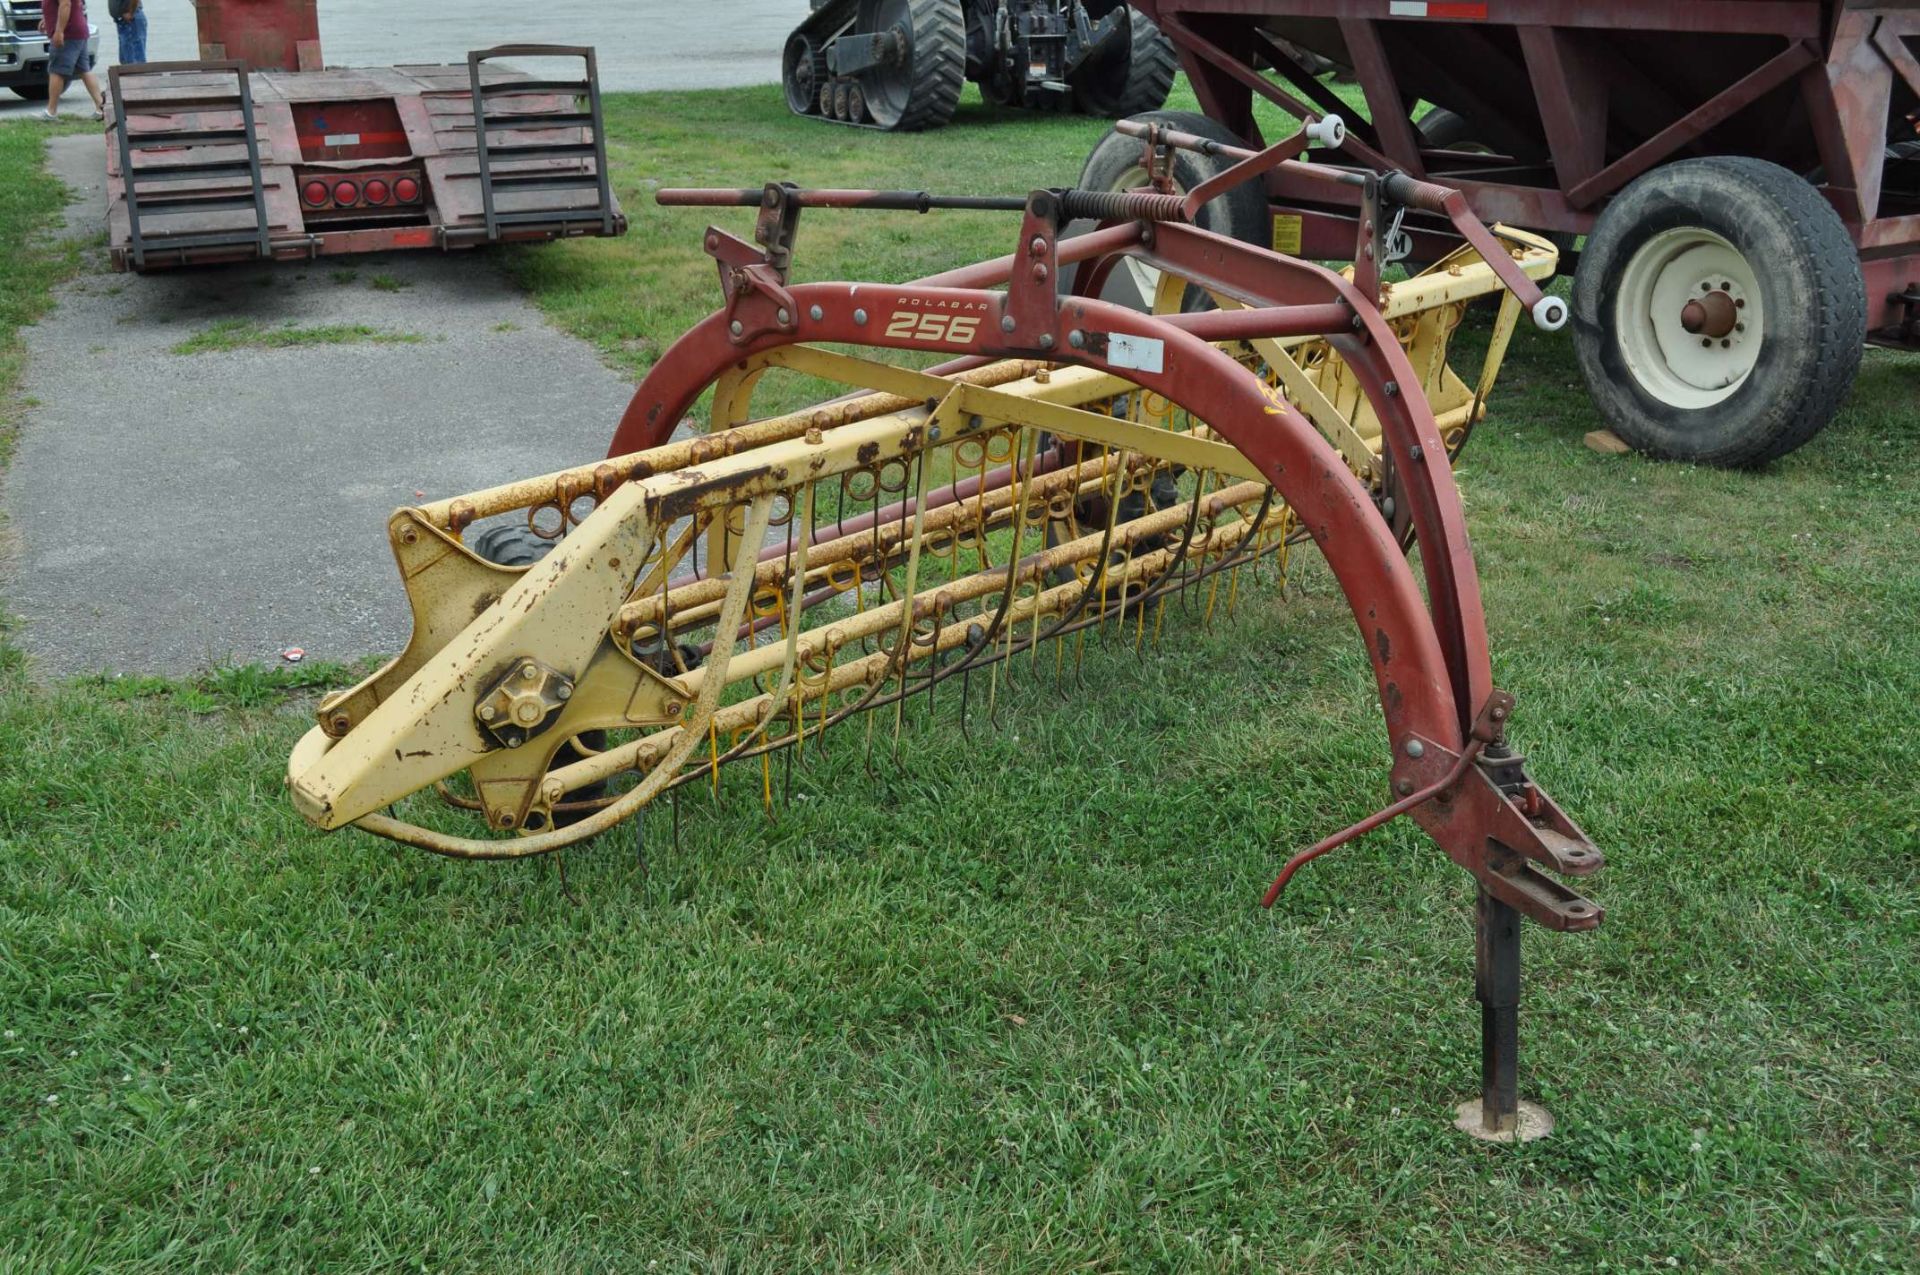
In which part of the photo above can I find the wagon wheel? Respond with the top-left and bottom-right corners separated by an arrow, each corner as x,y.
853,0 -> 964,132
1571,157 -> 1865,467
1070,8 -> 1177,119
1072,109 -> 1270,313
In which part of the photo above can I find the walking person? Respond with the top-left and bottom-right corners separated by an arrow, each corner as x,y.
38,0 -> 107,123
110,0 -> 146,67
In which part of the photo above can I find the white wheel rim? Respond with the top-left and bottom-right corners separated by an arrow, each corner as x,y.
1614,227 -> 1762,409
1099,163 -> 1184,313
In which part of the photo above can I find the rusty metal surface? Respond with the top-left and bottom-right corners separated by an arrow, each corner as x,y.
104,45 -> 626,271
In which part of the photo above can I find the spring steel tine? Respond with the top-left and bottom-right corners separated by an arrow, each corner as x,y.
634,802 -> 647,874
554,852 -> 582,908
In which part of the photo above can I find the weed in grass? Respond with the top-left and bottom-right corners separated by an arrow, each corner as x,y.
368,273 -> 410,292
170,319 -> 427,354
330,268 -> 358,285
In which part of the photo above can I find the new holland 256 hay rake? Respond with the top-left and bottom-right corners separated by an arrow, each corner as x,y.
287,115 -> 1602,1139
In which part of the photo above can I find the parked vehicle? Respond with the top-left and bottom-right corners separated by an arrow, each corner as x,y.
104,0 -> 626,271
0,0 -> 100,100
783,0 -> 1175,130
1083,2 -> 1920,466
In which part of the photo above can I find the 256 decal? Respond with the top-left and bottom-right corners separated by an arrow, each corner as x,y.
885,310 -> 981,345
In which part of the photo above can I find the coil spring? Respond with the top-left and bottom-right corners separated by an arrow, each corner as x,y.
1057,189 -> 1189,224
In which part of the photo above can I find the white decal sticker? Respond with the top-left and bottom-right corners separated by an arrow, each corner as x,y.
323,132 -> 362,147
1107,334 -> 1165,374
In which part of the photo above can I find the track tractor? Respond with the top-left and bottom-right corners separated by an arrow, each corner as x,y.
782,0 -> 1176,130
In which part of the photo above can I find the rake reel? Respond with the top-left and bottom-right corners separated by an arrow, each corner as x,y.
287,116 -> 1602,1138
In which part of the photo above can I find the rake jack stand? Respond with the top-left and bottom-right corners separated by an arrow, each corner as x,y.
1455,887 -> 1554,1142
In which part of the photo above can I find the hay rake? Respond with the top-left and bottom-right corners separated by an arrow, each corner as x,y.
287,115 -> 1601,1137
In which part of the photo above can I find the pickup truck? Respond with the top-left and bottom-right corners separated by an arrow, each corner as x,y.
0,0 -> 101,99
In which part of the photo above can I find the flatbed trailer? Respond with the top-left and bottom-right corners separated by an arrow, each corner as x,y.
103,0 -> 624,272
1096,1 -> 1919,464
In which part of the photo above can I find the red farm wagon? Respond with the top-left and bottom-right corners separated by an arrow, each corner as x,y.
1077,1 -> 1919,465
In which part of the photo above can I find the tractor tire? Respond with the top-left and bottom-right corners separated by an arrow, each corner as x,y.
1071,9 -> 1177,119
1571,157 -> 1864,467
10,83 -> 49,101
1073,109 -> 1271,312
854,0 -> 964,132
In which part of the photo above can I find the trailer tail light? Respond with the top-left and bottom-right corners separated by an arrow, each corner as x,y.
302,180 -> 330,207
363,178 -> 391,206
393,176 -> 421,204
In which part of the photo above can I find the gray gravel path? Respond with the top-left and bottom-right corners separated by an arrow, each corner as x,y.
0,0 -> 791,119
1,134 -> 642,678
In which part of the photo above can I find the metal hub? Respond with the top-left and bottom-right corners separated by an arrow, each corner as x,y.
475,658 -> 574,749
1615,227 -> 1761,409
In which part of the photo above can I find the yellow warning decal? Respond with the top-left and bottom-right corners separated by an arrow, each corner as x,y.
1271,214 -> 1303,257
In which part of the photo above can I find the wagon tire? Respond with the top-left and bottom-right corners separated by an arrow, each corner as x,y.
1073,109 -> 1270,312
1071,9 -> 1177,119
1571,157 -> 1864,467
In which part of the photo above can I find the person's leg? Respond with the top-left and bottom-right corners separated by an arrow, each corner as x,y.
43,70 -> 68,117
131,10 -> 148,64
117,18 -> 133,65
79,67 -> 105,115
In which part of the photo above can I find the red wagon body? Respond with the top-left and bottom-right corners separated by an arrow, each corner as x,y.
1115,0 -> 1918,460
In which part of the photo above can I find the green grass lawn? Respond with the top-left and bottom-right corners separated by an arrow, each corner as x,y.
3,83 -> 1918,1272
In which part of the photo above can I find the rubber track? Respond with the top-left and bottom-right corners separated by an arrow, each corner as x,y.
889,0 -> 965,132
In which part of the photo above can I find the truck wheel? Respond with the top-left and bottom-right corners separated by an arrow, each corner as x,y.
1572,157 -> 1864,467
1073,109 -> 1270,312
1071,9 -> 1177,119
10,84 -> 50,101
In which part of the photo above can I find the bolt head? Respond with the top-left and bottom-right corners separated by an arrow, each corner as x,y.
1394,778 -> 1415,796
1037,333 -> 1055,350
479,704 -> 496,721
522,663 -> 539,681
729,319 -> 744,337
853,308 -> 868,325
1405,739 -> 1425,758
556,684 -> 572,700
1000,315 -> 1016,333
776,308 -> 791,326
1030,263 -> 1049,283
1068,329 -> 1085,349
809,304 -> 824,321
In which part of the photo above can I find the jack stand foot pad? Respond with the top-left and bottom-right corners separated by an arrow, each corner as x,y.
1453,1098 -> 1554,1143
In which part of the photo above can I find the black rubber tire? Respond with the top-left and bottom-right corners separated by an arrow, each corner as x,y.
1071,10 -> 1177,119
1414,106 -> 1481,152
468,520 -> 560,568
855,0 -> 964,132
10,84 -> 50,101
1073,109 -> 1270,312
1571,157 -> 1865,467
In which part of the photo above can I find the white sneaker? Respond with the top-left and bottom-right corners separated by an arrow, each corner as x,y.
36,109 -> 57,123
